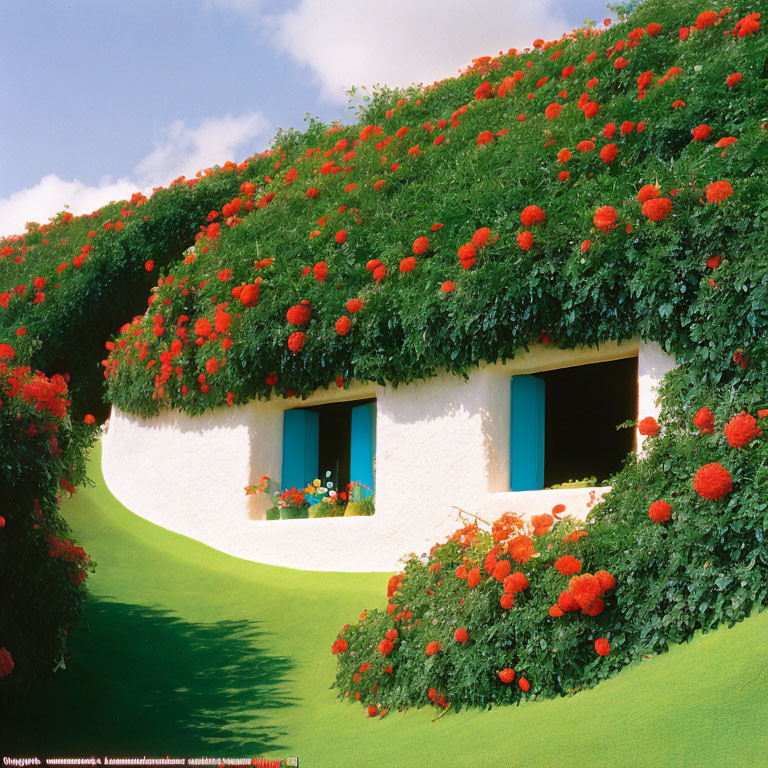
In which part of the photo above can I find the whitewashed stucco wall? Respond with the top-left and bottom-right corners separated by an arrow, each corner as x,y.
102,339 -> 674,572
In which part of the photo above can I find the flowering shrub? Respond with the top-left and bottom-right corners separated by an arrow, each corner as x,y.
333,399 -> 768,712
0,154 -> 276,418
0,345 -> 98,712
92,0 -> 766,420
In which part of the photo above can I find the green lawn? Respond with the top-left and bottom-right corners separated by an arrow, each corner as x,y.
3,441 -> 768,767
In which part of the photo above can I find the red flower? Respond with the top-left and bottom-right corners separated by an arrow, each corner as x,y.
331,638 -> 348,654
724,412 -> 762,448
531,513 -> 554,536
569,574 -> 603,611
519,677 -> 530,692
145,260 -> 154,272
454,627 -> 469,643
458,243 -> 477,270
520,205 -> 545,226
378,639 -> 394,655
500,593 -> 514,610
638,416 -> 660,436
472,227 -> 492,248
706,181 -> 733,203
84,414 -> 96,424
693,462 -> 732,500
413,236 -> 429,254
0,648 -> 14,678
726,72 -> 742,88
517,231 -> 533,251
286,302 -> 312,326
467,566 -> 481,588
205,358 -> 219,375
508,535 -> 535,564
477,130 -> 495,146
595,638 -> 610,656
696,10 -> 718,29
335,229 -> 347,244
693,407 -> 715,433
583,101 -> 600,119
347,298 -> 364,314
335,316 -> 351,336
593,206 -> 618,232
594,570 -> 616,592
641,197 -> 672,221
544,103 -> 562,120
498,668 -> 515,684
503,571 -> 529,593
649,500 -> 672,523
366,705 -> 378,718
0,343 -> 15,360
614,56 -> 629,70
557,590 -> 580,612
441,281 -> 455,293
637,184 -> 660,203
549,605 -> 564,617
600,143 -> 618,163
399,256 -> 416,273
691,124 -> 712,142
554,555 -> 582,576
425,641 -> 442,656
287,332 -> 306,354
646,22 -> 662,35
240,283 -> 259,307
313,261 -> 328,283
557,148 -> 571,163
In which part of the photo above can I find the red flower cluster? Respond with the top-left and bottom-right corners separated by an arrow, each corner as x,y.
693,462 -> 732,500
724,411 -> 761,448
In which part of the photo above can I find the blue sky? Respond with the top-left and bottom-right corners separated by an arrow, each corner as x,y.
0,0 -> 614,236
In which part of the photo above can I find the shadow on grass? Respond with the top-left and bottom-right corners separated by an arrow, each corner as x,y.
1,598 -> 295,756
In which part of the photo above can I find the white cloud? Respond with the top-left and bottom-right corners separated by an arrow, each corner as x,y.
242,0 -> 573,102
0,110 -> 269,239
134,111 -> 269,187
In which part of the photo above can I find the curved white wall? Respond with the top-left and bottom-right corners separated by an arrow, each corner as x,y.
102,339 -> 674,572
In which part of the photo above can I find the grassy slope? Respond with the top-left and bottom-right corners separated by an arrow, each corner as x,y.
3,442 -> 767,767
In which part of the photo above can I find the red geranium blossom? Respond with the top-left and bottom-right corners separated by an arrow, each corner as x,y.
287,332 -> 306,354
724,412 -> 762,448
593,206 -> 618,232
335,316 -> 351,336
706,181 -> 733,202
335,229 -> 347,244
346,298 -> 364,314
0,648 -> 14,678
500,593 -> 515,610
520,205 -> 545,226
413,236 -> 429,254
441,281 -> 455,293
726,72 -> 742,88
399,256 -> 416,273
467,566 -> 481,588
517,231 -> 533,250
691,124 -> 713,141
508,535 -> 535,563
638,416 -> 660,436
503,571 -> 529,593
696,10 -> 718,29
531,513 -> 554,536
693,462 -> 732,499
600,143 -> 618,163
649,500 -> 672,523
425,641 -> 442,656
554,555 -> 582,575
477,130 -> 495,146
595,638 -> 611,656
641,197 -> 672,221
454,627 -> 469,643
693,407 -> 715,433
545,103 -> 562,120
498,668 -> 515,684
638,184 -> 660,203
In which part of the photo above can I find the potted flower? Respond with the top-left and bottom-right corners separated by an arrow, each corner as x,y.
245,475 -> 282,520
277,487 -> 309,519
306,471 -> 348,517
344,482 -> 375,516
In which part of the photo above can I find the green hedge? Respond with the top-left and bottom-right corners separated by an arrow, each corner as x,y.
0,356 -> 98,712
101,0 -> 766,419
0,156 -> 275,418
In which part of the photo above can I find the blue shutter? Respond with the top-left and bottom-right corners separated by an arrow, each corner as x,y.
350,402 -> 376,496
510,376 -> 545,491
281,409 -> 319,491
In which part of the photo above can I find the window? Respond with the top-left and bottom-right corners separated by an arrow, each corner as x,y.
281,398 -> 376,496
510,357 -> 637,490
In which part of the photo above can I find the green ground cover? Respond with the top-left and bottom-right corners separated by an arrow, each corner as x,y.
2,442 -> 767,767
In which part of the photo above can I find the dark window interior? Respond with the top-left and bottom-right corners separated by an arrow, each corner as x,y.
533,357 -> 637,487
302,398 -> 375,490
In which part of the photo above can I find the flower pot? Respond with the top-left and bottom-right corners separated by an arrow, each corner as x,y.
280,505 -> 308,520
265,507 -> 280,521
309,504 -> 333,518
344,502 -> 366,517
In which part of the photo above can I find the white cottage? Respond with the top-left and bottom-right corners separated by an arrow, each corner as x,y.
102,338 -> 675,571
